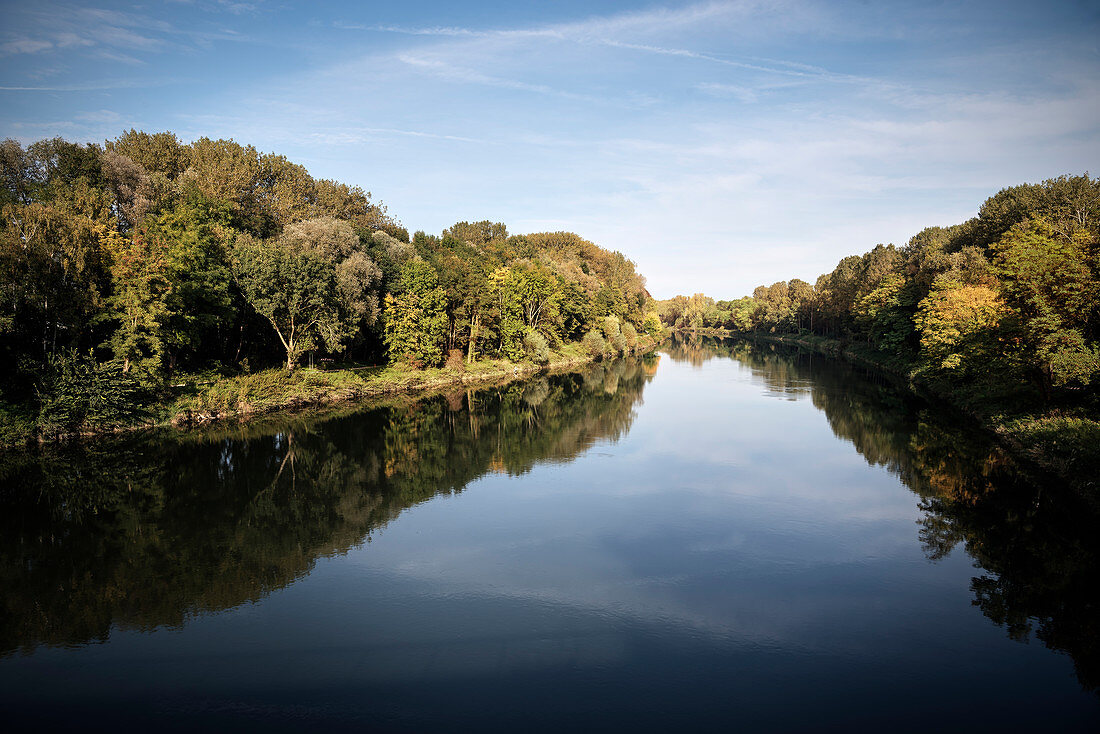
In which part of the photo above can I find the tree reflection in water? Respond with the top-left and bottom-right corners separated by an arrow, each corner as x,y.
0,356 -> 657,657
671,333 -> 1100,693
3,339 -> 1097,695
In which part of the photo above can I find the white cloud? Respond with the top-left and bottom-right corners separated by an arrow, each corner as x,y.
3,0 -> 1095,299
0,38 -> 54,55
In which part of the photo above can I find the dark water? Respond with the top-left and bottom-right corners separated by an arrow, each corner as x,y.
2,337 -> 1098,732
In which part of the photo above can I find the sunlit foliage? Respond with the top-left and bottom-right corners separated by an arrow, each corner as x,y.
656,174 -> 1100,410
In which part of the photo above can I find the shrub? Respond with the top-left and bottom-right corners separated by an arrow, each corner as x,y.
445,348 -> 466,372
610,332 -> 628,353
523,329 -> 550,364
643,312 -> 663,338
582,329 -> 608,358
36,350 -> 147,435
621,322 -> 638,349
601,315 -> 621,341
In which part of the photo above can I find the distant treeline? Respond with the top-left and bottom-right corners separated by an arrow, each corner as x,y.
658,175 -> 1100,410
0,131 -> 660,433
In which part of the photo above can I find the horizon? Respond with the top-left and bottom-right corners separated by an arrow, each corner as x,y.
2,0 -> 1098,299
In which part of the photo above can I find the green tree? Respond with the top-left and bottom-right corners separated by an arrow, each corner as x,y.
853,274 -> 915,354
992,217 -> 1100,390
234,218 -> 380,370
105,130 -> 190,179
913,281 -> 1010,379
383,261 -> 449,367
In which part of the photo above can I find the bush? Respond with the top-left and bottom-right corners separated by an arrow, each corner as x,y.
523,329 -> 550,364
621,322 -> 638,349
601,315 -> 621,341
36,350 -> 147,435
445,348 -> 466,372
610,332 -> 628,353
600,315 -> 628,354
582,329 -> 608,358
643,312 -> 663,338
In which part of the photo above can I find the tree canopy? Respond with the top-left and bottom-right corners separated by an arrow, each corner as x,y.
655,174 -> 1100,408
1,132 -> 659,435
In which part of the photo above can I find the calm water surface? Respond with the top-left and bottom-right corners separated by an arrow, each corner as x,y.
2,337 -> 1098,731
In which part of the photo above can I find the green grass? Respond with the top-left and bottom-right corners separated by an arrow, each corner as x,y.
0,332 -> 659,445
165,338 -> 655,425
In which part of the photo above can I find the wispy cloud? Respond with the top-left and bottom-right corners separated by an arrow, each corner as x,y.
0,38 -> 54,56
2,0 -> 1096,298
695,82 -> 762,103
0,0 -> 254,65
0,78 -> 182,92
93,50 -> 148,66
395,54 -> 603,103
310,126 -> 484,145
593,39 -> 860,82
348,0 -> 857,87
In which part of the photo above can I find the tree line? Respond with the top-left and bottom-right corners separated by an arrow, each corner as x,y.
0,131 -> 660,434
658,175 -> 1100,410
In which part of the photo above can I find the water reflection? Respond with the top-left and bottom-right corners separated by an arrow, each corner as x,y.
0,357 -> 657,658
693,335 -> 1100,692
2,338 -> 1097,704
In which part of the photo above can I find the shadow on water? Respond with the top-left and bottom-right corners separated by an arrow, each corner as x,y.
668,332 -> 1100,693
0,356 -> 658,658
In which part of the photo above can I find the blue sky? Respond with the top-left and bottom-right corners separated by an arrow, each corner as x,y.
2,0 -> 1098,298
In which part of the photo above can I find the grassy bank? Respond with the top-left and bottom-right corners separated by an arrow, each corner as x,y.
1,336 -> 660,447
737,331 -> 1100,493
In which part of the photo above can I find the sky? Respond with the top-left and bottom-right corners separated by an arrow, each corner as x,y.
1,0 -> 1098,298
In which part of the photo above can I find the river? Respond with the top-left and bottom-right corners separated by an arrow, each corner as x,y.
1,336 -> 1097,731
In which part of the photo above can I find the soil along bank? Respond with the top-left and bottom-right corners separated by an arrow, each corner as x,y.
729,331 -> 1099,495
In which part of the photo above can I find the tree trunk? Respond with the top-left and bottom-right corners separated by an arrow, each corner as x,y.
467,313 -> 480,363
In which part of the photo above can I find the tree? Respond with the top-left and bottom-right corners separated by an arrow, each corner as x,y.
788,279 -> 815,331
992,217 -> 1100,390
488,266 -> 526,360
913,281 -> 1010,379
383,261 -> 448,367
853,274 -> 915,354
683,293 -> 714,329
234,218 -> 380,370
642,312 -> 663,338
728,297 -> 756,331
180,137 -> 261,229
106,130 -> 190,179
1,198 -> 110,359
442,220 -> 508,247
255,153 -> 315,227
104,224 -> 170,375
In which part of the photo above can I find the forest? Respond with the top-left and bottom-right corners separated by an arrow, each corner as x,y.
0,132 -> 660,440
657,175 -> 1100,479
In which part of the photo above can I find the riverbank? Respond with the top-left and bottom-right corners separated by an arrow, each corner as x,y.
729,331 -> 1099,494
0,336 -> 660,448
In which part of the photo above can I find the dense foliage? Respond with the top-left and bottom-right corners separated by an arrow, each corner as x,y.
658,175 -> 1100,413
1,132 -> 658,436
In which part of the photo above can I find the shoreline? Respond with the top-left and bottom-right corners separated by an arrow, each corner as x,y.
714,330 -> 1098,495
3,337 -> 660,448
